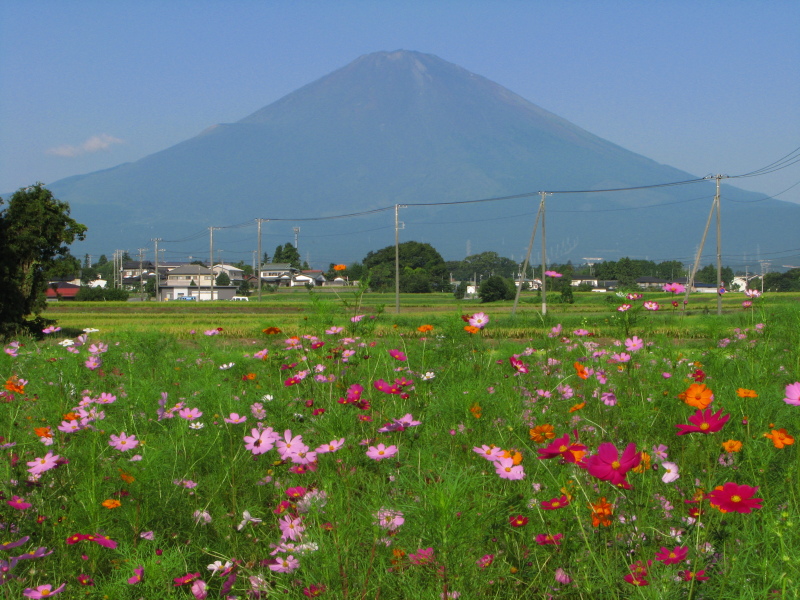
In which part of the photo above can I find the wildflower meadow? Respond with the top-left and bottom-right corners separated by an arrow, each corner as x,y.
1,293 -> 799,599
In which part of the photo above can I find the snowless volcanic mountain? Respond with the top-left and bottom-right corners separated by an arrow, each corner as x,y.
46,50 -> 798,264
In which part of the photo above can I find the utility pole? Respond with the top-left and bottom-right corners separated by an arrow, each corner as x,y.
152,238 -> 162,301
714,174 -> 723,316
256,219 -> 267,302
293,227 -> 300,253
137,248 -> 147,299
394,205 -> 406,314
209,227 -> 219,301
540,192 -> 549,317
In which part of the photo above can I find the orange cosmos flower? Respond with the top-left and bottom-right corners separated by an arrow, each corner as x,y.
469,402 -> 482,419
417,324 -> 434,333
678,383 -> 714,409
590,497 -> 613,527
243,373 -> 257,381
764,429 -> 794,449
464,325 -> 480,334
63,412 -> 80,421
262,327 -> 282,334
34,427 -> 52,439
500,449 -> 523,465
102,499 -> 122,509
573,362 -> 589,380
4,376 -> 25,394
333,264 -> 347,271
119,469 -> 135,484
736,388 -> 758,398
632,451 -> 651,473
529,424 -> 556,443
721,439 -> 743,453
568,402 -> 586,413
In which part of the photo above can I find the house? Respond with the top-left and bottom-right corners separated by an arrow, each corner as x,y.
259,263 -> 298,287
292,270 -> 326,287
636,276 -> 668,290
45,282 -> 81,301
157,264 -> 237,301
212,263 -> 245,283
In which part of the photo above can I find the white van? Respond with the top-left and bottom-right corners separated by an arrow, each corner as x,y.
230,296 -> 249,302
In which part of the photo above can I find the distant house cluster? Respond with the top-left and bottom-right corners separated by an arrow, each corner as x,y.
46,260 -> 354,301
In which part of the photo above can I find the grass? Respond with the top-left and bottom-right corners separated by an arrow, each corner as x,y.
1,292 -> 798,598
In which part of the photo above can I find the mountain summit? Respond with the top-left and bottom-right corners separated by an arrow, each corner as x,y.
47,50 -> 797,264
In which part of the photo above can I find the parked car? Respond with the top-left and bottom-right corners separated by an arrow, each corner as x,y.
177,296 -> 197,301
230,296 -> 249,302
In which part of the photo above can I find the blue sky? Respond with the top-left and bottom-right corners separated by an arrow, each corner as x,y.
1,0 -> 799,204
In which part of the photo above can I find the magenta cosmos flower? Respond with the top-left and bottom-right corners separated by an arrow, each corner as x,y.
783,382 -> 800,406
655,546 -> 688,565
707,482 -> 763,513
26,452 -> 60,476
537,433 -> 586,463
23,584 -> 66,598
366,443 -> 398,460
663,282 -> 685,294
388,349 -> 407,361
581,442 -> 641,488
675,408 -> 730,435
109,432 -> 139,452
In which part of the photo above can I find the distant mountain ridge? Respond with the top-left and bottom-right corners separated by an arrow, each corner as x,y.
37,50 -> 798,266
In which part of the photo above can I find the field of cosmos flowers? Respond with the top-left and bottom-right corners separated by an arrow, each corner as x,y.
1,292 -> 799,599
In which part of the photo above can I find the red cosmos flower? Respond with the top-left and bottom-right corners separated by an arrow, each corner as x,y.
303,584 -> 327,597
535,533 -> 563,545
675,408 -> 730,435
707,482 -> 763,513
655,546 -> 688,565
540,495 -> 570,510
509,515 -> 528,527
689,369 -> 706,383
537,432 -> 586,463
679,570 -> 710,581
580,442 -> 641,488
623,573 -> 649,586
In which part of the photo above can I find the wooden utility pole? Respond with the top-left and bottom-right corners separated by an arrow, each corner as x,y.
540,192 -> 549,316
394,205 -> 405,314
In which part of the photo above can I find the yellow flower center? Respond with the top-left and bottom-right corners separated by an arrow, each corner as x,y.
699,423 -> 710,430
559,445 -> 567,452
611,461 -> 621,469
731,495 -> 741,503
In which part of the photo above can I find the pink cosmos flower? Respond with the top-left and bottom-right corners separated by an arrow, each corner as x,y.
190,579 -> 208,599
366,444 -> 398,461
23,584 -> 66,598
617,304 -> 632,312
224,413 -> 247,424
554,568 -> 572,584
178,407 -> 203,420
473,445 -> 504,461
661,461 -> 680,483
544,270 -> 562,278
236,510 -> 262,531
315,438 -> 345,454
655,546 -> 688,565
109,432 -> 139,452
27,451 -> 61,476
378,413 -> 421,433
276,430 -> 306,459
581,442 -> 640,488
663,282 -> 686,294
85,356 -> 102,370
254,349 -> 269,360
476,554 -> 494,568
278,516 -> 305,541
243,427 -> 278,455
269,555 -> 300,573
326,326 -> 344,334
42,326 -> 61,334
494,457 -> 525,480
783,382 -> 800,406
351,314 -> 365,323
374,509 -> 405,530
468,312 -> 489,329
624,336 -> 644,352
610,352 -> 631,363
643,301 -> 660,311
388,349 -> 407,361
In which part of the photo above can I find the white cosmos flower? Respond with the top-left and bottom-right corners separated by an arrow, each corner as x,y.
189,422 -> 205,430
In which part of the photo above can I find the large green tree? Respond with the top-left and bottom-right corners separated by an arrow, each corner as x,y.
446,251 -> 521,283
362,241 -> 448,292
0,184 -> 87,334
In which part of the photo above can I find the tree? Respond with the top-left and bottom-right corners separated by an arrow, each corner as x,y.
0,184 -> 87,334
479,275 -> 515,303
447,251 -> 520,283
273,243 -> 302,269
216,272 -> 231,286
362,241 -> 448,292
